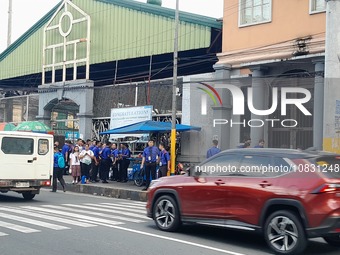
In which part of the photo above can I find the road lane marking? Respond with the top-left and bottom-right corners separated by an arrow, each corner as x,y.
0,207 -> 96,228
59,204 -> 149,220
104,225 -> 247,255
24,204 -> 144,224
0,220 -> 40,233
84,203 -> 146,214
101,202 -> 146,210
114,202 -> 146,208
41,204 -> 145,223
0,212 -> 69,231
0,232 -> 8,237
22,206 -> 124,226
116,201 -> 146,206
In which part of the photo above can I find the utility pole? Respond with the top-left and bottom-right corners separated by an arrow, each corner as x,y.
323,0 -> 340,153
170,0 -> 179,175
7,0 -> 13,47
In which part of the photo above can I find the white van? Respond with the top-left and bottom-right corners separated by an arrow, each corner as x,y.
0,131 -> 53,200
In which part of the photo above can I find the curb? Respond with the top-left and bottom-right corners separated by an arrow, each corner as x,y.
56,184 -> 147,202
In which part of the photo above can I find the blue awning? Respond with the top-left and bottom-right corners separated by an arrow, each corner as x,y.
100,120 -> 201,135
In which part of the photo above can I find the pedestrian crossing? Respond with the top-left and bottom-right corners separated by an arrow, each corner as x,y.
0,200 -> 148,237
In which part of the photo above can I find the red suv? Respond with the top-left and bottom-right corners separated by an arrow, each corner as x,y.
146,149 -> 340,255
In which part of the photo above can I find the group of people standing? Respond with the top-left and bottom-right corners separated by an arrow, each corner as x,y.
52,138 -> 171,191
206,138 -> 265,159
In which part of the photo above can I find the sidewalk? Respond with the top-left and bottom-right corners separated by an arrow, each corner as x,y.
54,175 -> 147,202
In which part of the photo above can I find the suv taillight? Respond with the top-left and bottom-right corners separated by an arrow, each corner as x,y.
312,183 -> 340,194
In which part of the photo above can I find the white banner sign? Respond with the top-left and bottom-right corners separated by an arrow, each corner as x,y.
109,105 -> 153,139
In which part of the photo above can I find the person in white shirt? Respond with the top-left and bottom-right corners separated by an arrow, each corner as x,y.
69,146 -> 81,184
79,144 -> 95,183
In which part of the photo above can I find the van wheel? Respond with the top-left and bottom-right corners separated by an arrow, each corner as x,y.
22,192 -> 35,200
264,210 -> 307,255
153,195 -> 180,232
324,235 -> 340,247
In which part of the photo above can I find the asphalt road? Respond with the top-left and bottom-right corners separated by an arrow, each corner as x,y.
0,190 -> 338,255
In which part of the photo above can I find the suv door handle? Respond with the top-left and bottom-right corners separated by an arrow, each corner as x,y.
259,181 -> 272,188
215,180 -> 225,185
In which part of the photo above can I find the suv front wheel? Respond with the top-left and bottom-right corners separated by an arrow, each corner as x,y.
264,210 -> 307,255
153,195 -> 180,232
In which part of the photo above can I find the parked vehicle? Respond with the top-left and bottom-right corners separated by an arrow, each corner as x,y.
0,131 -> 53,200
146,148 -> 340,255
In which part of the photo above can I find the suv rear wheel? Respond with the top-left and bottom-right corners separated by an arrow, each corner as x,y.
264,210 -> 307,255
153,195 -> 180,232
324,235 -> 340,247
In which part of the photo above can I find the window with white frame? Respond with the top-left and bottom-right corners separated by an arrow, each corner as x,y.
310,0 -> 326,13
239,0 -> 272,26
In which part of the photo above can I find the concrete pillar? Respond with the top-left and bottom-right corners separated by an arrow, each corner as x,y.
4,99 -> 13,122
36,94 -> 51,126
323,0 -> 340,152
250,66 -> 268,146
213,63 -> 233,150
313,59 -> 324,150
37,80 -> 94,138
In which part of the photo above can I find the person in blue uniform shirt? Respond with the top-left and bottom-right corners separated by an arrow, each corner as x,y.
99,142 -> 112,183
141,139 -> 159,191
110,143 -> 119,181
120,143 -> 131,182
90,141 -> 101,182
254,139 -> 265,148
52,146 -> 66,192
158,142 -> 170,178
206,140 -> 221,159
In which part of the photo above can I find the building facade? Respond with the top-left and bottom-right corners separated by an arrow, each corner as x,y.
0,0 -> 222,140
180,0 -> 337,162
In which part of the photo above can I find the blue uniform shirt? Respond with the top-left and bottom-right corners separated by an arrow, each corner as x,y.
159,149 -> 170,165
122,148 -> 131,159
61,144 -> 70,158
111,149 -> 117,158
101,147 -> 112,160
143,146 -> 159,163
92,146 -> 100,158
206,146 -> 221,159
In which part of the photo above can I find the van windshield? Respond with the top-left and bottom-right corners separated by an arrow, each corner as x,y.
314,156 -> 340,179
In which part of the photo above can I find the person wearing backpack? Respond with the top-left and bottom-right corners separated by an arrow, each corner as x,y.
52,146 -> 66,192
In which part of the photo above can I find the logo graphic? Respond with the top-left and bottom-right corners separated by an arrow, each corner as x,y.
198,83 -> 312,128
198,83 -> 223,115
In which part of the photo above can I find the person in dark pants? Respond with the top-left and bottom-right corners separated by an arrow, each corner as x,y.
116,144 -> 123,182
120,144 -> 131,182
90,141 -> 101,182
52,146 -> 66,192
110,143 -> 118,181
158,142 -> 170,178
140,140 -> 159,191
79,144 -> 95,183
100,142 -> 112,183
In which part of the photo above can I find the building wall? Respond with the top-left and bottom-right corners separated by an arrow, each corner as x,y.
222,0 -> 326,52
218,0 -> 326,66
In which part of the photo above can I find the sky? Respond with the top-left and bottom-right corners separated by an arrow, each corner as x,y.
0,0 -> 224,53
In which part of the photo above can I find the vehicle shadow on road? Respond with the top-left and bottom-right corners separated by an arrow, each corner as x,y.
147,224 -> 339,255
0,194 -> 40,203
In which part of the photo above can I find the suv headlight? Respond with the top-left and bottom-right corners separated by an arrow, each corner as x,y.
149,179 -> 161,188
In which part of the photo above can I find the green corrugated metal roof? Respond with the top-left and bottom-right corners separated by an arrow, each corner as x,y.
0,0 -> 221,81
97,0 -> 222,29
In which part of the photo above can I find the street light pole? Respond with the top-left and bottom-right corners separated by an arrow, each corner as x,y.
7,0 -> 13,47
170,0 -> 179,175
